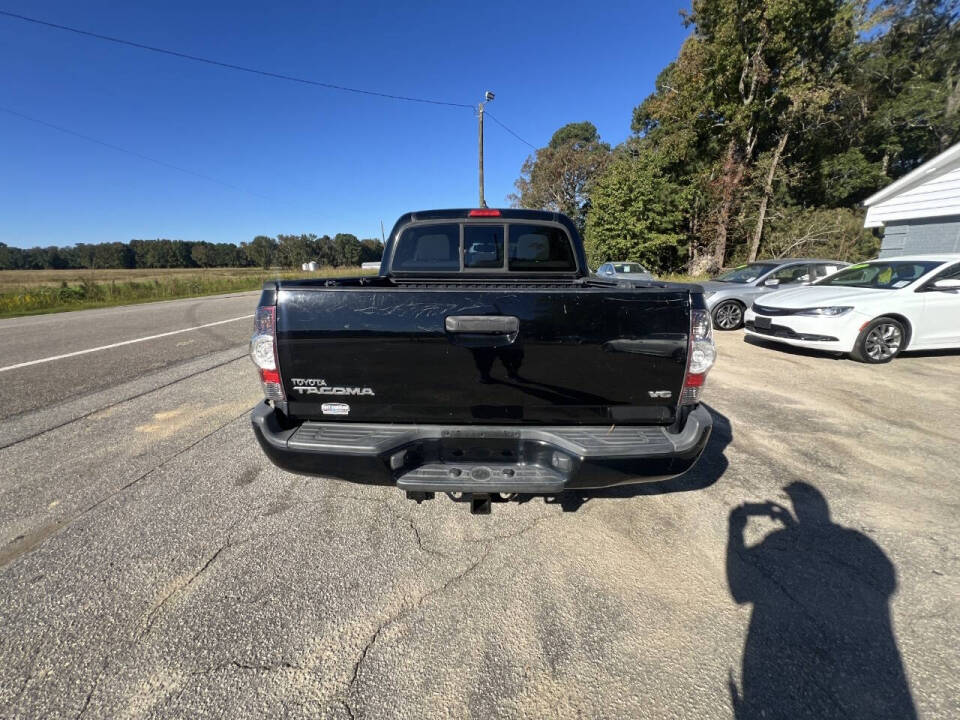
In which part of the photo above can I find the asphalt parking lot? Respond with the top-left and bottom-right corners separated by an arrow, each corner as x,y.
0,297 -> 957,719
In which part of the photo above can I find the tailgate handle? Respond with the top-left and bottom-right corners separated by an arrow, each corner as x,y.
445,315 -> 519,334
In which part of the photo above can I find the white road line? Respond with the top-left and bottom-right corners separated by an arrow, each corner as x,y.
0,314 -> 254,373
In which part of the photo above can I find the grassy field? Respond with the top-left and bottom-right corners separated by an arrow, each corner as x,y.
0,267 -> 369,318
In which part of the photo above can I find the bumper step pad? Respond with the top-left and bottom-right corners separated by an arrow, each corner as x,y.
397,462 -> 565,493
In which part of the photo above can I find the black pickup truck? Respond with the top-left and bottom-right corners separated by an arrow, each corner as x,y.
251,209 -> 716,512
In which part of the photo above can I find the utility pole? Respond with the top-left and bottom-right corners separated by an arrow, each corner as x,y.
478,91 -> 494,208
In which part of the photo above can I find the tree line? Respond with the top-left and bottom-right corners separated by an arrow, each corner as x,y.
0,233 -> 384,271
512,0 -> 959,273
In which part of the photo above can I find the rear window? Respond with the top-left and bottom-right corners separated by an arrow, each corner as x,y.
507,224 -> 576,272
392,224 -> 460,271
464,225 -> 504,269
391,221 -> 578,273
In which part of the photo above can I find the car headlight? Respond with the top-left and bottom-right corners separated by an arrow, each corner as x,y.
796,306 -> 853,317
703,291 -> 716,299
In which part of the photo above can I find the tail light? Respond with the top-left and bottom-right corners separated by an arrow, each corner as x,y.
681,309 -> 716,405
468,208 -> 501,217
250,306 -> 285,401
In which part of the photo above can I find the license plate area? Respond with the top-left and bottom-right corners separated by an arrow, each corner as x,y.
439,436 -> 522,463
755,315 -> 772,329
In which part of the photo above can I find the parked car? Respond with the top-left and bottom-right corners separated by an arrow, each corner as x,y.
744,254 -> 960,363
596,261 -> 654,281
250,208 -> 717,513
701,258 -> 849,330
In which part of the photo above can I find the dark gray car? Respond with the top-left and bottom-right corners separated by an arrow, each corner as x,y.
596,261 -> 654,281
703,259 -> 849,330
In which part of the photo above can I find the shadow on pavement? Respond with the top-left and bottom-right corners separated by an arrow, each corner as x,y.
726,482 -> 916,719
744,333 -> 960,362
743,334 -> 845,360
542,404 -> 732,512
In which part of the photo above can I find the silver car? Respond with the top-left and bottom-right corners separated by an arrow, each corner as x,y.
596,261 -> 654,281
702,258 -> 849,330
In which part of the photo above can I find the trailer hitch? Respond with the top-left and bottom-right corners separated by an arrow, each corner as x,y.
405,490 -> 492,514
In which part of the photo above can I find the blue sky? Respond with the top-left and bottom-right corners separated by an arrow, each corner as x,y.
0,1 -> 690,248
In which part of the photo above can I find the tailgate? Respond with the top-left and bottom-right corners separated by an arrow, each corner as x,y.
276,286 -> 690,425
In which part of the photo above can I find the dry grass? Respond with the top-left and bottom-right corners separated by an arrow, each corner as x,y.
0,267 -> 314,292
0,266 -> 370,318
657,273 -> 710,284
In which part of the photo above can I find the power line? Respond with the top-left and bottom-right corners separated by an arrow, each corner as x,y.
485,111 -> 538,150
0,105 -> 273,200
0,9 -> 475,109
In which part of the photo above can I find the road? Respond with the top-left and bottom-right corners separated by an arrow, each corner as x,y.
0,292 -> 259,425
0,295 -> 957,719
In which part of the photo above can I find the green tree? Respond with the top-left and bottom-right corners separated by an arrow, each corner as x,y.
585,148 -> 689,271
631,0 -> 860,271
359,238 -> 384,263
275,234 -> 317,268
191,243 -> 216,267
244,235 -> 277,269
853,0 -> 960,178
315,235 -> 335,266
0,243 -> 23,270
211,243 -> 240,267
510,122 -> 611,231
332,233 -> 361,266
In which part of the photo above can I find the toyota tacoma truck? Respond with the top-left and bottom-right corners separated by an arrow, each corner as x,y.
251,209 -> 716,513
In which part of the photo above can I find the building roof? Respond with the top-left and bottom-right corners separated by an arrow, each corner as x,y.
863,142 -> 960,228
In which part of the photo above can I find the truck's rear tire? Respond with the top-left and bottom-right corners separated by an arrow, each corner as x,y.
850,317 -> 905,363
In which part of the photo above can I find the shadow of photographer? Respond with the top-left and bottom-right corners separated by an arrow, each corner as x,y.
727,482 -> 916,719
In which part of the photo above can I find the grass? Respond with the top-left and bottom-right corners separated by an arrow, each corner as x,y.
0,266 -> 369,318
657,272 -> 710,283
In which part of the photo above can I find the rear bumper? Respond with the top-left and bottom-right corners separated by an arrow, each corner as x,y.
251,402 -> 713,493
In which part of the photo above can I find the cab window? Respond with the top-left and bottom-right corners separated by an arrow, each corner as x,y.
392,224 -> 460,271
463,225 -> 504,269
507,224 -> 576,272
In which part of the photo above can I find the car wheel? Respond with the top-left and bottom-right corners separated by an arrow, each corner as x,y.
851,317 -> 905,364
712,301 -> 745,330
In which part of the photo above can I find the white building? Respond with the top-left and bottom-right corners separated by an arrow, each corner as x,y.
864,142 -> 960,257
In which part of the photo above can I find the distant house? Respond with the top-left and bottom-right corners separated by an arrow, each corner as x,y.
864,142 -> 960,257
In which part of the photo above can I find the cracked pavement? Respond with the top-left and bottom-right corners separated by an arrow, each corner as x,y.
0,297 -> 958,718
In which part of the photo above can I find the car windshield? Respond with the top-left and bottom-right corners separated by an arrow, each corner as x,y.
614,263 -> 646,274
815,261 -> 943,289
715,263 -> 778,283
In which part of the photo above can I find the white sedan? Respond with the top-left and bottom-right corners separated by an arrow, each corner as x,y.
744,254 -> 960,363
